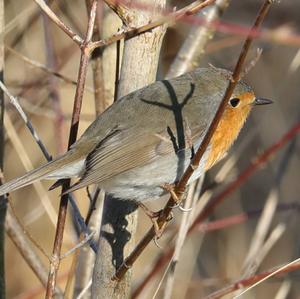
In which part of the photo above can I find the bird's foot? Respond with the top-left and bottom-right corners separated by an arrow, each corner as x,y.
161,183 -> 187,205
138,202 -> 173,240
161,183 -> 192,213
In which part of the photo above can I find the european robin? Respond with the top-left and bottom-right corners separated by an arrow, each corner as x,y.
0,67 -> 272,200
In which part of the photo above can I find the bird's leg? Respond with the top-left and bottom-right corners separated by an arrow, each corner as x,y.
161,183 -> 192,212
161,183 -> 183,205
138,202 -> 172,239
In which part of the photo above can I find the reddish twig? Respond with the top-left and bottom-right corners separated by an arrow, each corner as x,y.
132,121 -> 300,298
45,1 -> 98,298
113,0 -> 274,281
205,260 -> 300,299
197,202 -> 300,232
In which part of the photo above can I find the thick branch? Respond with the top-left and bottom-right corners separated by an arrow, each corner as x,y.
91,0 -> 166,298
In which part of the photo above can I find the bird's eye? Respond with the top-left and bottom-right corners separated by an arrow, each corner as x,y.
229,98 -> 240,108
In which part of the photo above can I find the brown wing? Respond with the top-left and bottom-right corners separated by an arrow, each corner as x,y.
64,123 -> 206,194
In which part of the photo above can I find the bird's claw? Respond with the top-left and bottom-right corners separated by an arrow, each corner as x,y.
178,205 -> 193,212
160,183 -> 185,204
138,203 -> 174,244
154,236 -> 163,249
169,200 -> 192,212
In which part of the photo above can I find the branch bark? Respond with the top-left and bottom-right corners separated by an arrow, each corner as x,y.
91,1 -> 167,298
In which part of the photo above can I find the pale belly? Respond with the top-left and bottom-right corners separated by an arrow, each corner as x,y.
99,148 -> 209,202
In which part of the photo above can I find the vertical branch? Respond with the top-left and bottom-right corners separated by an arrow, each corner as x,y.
0,0 -> 6,296
45,1 -> 98,298
72,2 -> 106,297
91,1 -> 167,298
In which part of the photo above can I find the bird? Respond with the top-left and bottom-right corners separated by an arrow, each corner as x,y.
0,67 -> 272,201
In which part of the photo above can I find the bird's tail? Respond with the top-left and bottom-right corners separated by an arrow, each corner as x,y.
0,150 -> 83,196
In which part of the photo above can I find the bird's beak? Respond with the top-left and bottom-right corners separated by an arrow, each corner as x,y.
254,97 -> 273,106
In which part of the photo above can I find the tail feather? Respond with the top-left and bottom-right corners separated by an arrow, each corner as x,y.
0,151 -> 83,196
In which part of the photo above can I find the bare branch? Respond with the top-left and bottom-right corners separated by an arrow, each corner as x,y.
103,0 -> 132,25
0,80 -> 51,160
45,1 -> 99,297
33,0 -> 83,45
60,231 -> 95,260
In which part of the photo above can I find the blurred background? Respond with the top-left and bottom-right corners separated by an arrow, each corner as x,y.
2,0 -> 300,298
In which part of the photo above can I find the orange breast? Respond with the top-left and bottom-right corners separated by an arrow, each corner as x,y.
205,93 -> 253,170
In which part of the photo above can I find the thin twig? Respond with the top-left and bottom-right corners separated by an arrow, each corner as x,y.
76,279 -> 92,299
60,231 -> 95,260
45,1 -> 99,297
33,0 -> 83,45
85,187 -> 101,225
5,209 -> 63,296
8,197 -> 49,259
68,198 -> 98,253
4,112 -> 57,225
113,0 -> 274,281
72,5 -> 104,291
0,80 -> 51,160
242,188 -> 280,276
0,2 -> 6,295
6,46 -> 94,93
206,256 -> 300,299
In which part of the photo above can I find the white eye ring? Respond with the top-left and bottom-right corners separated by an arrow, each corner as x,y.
229,98 -> 240,107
